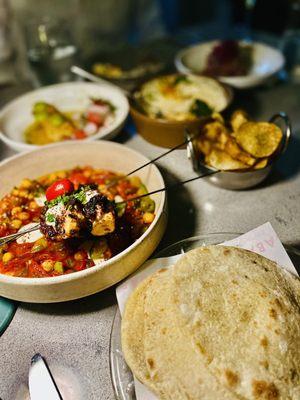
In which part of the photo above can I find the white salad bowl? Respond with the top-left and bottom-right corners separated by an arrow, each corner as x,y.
0,141 -> 167,302
175,40 -> 285,89
0,82 -> 129,152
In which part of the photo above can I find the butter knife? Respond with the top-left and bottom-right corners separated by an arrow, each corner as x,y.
29,353 -> 63,400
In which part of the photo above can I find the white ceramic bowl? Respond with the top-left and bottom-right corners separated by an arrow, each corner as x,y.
0,141 -> 167,303
175,40 -> 285,89
0,82 -> 129,152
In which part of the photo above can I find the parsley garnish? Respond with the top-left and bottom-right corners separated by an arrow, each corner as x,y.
46,213 -> 55,223
74,190 -> 87,204
174,75 -> 190,86
45,194 -> 71,208
190,99 -> 212,117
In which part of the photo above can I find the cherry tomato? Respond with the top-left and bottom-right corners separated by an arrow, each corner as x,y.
46,179 -> 74,201
74,129 -> 87,140
87,112 -> 103,126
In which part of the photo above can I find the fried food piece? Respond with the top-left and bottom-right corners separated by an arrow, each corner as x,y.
40,186 -> 116,241
40,200 -> 87,241
205,149 -> 249,170
197,138 -> 213,156
82,193 -> 116,237
230,109 -> 249,132
203,121 -> 229,142
253,158 -> 268,169
224,136 -> 256,166
235,122 -> 283,158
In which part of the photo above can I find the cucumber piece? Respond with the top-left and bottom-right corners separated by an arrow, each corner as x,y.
90,240 -> 107,260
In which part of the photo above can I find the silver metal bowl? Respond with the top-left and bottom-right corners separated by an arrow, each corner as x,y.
186,112 -> 291,190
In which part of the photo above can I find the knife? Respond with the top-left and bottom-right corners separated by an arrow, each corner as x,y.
29,353 -> 63,400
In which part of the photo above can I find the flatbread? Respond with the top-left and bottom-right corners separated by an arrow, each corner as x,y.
143,268 -> 240,400
172,246 -> 300,400
121,275 -> 162,397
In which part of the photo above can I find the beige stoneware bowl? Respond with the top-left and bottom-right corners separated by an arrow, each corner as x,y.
0,141 -> 167,303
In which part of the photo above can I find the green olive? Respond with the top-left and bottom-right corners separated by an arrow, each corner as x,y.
33,102 -> 48,114
34,112 -> 48,122
137,184 -> 148,196
49,114 -> 65,126
140,197 -> 155,213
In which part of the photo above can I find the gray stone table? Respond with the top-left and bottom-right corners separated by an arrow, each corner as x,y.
0,81 -> 300,399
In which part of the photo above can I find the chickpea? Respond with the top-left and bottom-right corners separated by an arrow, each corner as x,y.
18,190 -> 28,198
41,260 -> 54,272
11,219 -> 22,229
20,178 -> 32,189
12,189 -> 19,197
55,171 -> 67,179
83,169 -> 92,178
2,252 -> 14,263
74,252 -> 83,261
18,212 -> 30,221
11,206 -> 22,216
143,212 -> 155,224
29,201 -> 39,210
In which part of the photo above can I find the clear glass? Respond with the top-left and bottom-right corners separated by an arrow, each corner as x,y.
109,234 -> 300,399
25,17 -> 78,86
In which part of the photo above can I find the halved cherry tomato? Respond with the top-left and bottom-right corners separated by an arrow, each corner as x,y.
74,129 -> 87,140
46,179 -> 74,201
87,112 -> 103,125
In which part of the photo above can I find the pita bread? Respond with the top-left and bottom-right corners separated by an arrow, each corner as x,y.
121,275 -> 163,397
172,246 -> 300,400
143,268 -> 240,399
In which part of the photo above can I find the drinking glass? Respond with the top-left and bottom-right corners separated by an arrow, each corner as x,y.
25,17 -> 78,86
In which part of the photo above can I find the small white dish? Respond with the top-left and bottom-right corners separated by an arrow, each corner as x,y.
175,40 -> 285,89
0,81 -> 129,152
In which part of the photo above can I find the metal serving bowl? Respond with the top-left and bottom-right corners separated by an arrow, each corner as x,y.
187,112 -> 291,190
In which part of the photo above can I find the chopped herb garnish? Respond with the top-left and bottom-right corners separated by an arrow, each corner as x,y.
174,75 -> 190,85
74,190 -> 87,204
155,111 -> 164,119
190,99 -> 212,117
46,213 -> 55,223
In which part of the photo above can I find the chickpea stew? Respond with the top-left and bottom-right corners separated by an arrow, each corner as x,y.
0,166 -> 155,278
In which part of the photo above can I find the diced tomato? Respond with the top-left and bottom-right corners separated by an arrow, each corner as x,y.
73,260 -> 87,271
68,172 -> 89,188
87,112 -> 104,126
46,179 -> 74,201
74,129 -> 87,140
27,260 -> 48,277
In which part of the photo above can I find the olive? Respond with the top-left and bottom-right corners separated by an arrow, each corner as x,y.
49,114 -> 65,126
33,102 -> 48,114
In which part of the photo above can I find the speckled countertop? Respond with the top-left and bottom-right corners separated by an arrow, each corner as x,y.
0,81 -> 300,399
